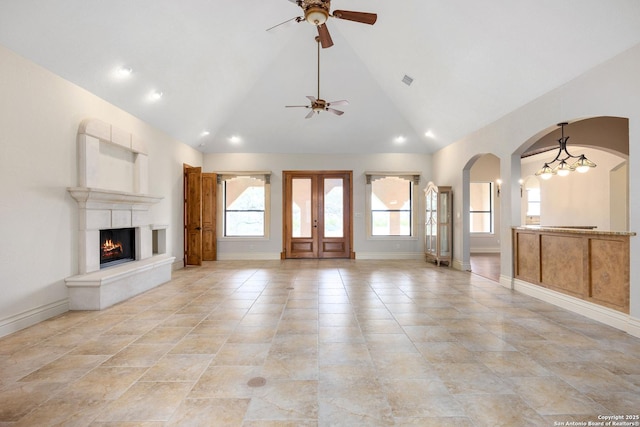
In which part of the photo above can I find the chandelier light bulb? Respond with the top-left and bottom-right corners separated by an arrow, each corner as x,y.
575,165 -> 590,173
535,164 -> 554,180
572,155 -> 597,173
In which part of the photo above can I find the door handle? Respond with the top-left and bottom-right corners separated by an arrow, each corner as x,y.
196,226 -> 202,230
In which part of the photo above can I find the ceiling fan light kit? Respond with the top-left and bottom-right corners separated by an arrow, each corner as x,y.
304,6 -> 329,25
274,0 -> 377,49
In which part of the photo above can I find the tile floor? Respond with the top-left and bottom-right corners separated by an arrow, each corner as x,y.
1,259 -> 639,426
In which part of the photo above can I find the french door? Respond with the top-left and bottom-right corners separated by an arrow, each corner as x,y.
283,171 -> 353,259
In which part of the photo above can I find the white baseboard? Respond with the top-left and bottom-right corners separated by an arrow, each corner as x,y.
627,315 -> 640,339
451,259 -> 471,271
470,248 -> 501,254
217,252 -> 282,261
513,278 -> 639,335
172,258 -> 184,270
355,252 -> 424,260
0,299 -> 69,339
499,274 -> 514,289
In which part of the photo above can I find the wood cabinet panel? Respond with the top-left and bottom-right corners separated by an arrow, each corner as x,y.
589,238 -> 629,311
513,228 -> 631,313
514,232 -> 539,283
540,235 -> 584,297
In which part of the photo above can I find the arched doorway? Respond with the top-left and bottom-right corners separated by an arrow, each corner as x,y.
462,153 -> 502,281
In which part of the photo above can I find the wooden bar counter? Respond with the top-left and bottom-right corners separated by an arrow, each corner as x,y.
512,226 -> 636,313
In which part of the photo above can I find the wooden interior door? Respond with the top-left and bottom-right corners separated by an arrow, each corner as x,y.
202,173 -> 217,261
184,165 -> 202,266
283,171 -> 352,259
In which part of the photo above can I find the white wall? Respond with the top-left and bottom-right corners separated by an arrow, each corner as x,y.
203,153 -> 432,259
431,42 -> 640,330
0,45 -> 202,336
611,161 -> 629,231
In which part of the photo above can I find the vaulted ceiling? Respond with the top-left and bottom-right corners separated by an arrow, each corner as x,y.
1,1 -> 639,154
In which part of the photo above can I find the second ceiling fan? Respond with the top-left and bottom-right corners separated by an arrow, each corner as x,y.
286,36 -> 348,118
269,0 -> 377,48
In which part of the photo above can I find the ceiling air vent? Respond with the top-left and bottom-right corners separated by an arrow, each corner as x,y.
402,74 -> 414,86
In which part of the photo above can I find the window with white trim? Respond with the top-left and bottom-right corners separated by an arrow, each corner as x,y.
218,172 -> 270,237
366,173 -> 420,237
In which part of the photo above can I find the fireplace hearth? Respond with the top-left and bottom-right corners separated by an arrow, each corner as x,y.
100,228 -> 135,268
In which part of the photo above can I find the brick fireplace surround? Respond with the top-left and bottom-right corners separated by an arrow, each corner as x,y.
65,119 -> 175,310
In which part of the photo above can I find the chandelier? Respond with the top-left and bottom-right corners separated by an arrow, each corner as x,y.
535,122 -> 597,180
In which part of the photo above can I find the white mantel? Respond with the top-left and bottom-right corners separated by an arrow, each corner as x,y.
65,119 -> 175,310
68,187 -> 163,208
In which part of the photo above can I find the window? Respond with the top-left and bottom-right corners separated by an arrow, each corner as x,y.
470,182 -> 493,233
526,188 -> 541,216
219,173 -> 270,237
367,174 -> 419,237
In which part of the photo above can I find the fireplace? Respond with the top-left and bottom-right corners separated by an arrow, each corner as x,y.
100,228 -> 135,268
66,119 -> 175,310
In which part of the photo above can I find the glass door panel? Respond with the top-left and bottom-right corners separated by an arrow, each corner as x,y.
292,178 -> 312,238
323,178 -> 344,238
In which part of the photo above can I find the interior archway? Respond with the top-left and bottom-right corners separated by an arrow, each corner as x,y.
517,117 -> 629,231
461,153 -> 502,281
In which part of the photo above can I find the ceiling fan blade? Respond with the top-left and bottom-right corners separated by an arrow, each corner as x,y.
332,10 -> 377,25
305,110 -> 315,119
285,105 -> 309,108
317,24 -> 334,48
328,100 -> 349,106
266,16 -> 302,32
327,108 -> 345,116
306,95 -> 317,102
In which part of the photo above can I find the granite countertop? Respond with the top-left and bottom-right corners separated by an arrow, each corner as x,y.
512,225 -> 636,236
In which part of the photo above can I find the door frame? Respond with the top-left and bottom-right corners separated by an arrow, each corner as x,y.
281,170 -> 355,259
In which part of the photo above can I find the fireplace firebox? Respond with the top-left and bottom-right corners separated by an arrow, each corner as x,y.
100,228 -> 135,268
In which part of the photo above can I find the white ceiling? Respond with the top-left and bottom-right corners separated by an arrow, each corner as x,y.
1,0 -> 640,154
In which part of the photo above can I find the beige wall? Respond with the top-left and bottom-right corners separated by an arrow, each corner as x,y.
0,45 -> 202,336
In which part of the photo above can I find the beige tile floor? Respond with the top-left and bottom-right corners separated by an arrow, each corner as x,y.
1,259 -> 640,426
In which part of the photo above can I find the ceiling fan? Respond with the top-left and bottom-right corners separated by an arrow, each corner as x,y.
286,36 -> 348,118
268,0 -> 377,48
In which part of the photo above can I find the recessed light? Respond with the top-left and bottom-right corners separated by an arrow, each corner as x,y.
394,136 -> 406,144
116,66 -> 133,77
229,135 -> 241,144
200,131 -> 210,137
149,90 -> 163,101
424,130 -> 435,139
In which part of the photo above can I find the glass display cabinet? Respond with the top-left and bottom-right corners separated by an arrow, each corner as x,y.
424,182 -> 452,266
